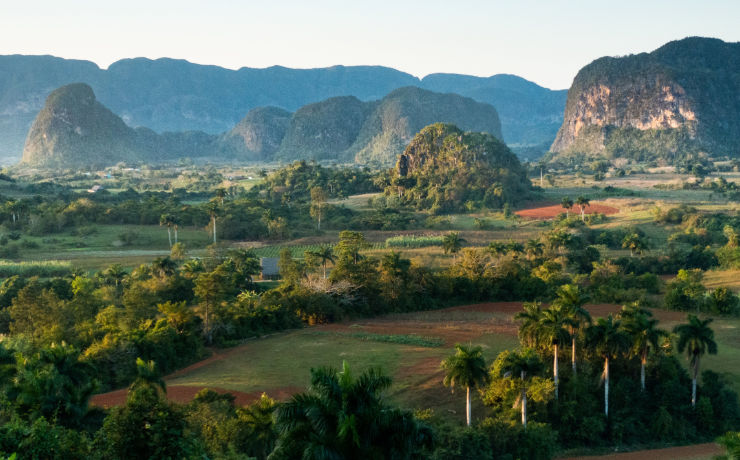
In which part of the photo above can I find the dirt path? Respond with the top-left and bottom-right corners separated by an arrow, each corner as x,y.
563,442 -> 722,460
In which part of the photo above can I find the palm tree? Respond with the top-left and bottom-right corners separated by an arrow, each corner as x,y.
515,301 -> 543,348
159,214 -> 174,247
442,232 -> 466,261
575,196 -> 590,221
622,232 -> 648,257
674,314 -> 718,407
307,246 -> 335,279
206,200 -> 219,244
441,344 -> 490,426
525,239 -> 544,260
537,305 -> 574,399
585,315 -> 631,417
214,187 -> 227,206
130,357 -> 166,395
561,197 -> 574,218
102,263 -> 127,288
553,284 -> 591,374
496,348 -> 544,428
620,304 -> 666,391
272,362 -> 431,458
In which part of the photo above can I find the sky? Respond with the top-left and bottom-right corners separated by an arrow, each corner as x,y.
1,0 -> 739,90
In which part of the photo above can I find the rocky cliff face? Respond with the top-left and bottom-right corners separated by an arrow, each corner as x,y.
551,37 -> 740,161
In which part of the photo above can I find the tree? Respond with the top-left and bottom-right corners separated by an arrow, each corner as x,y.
441,344 -> 490,426
575,196 -> 590,221
306,246 -> 335,279
271,362 -> 431,459
674,314 -> 718,407
239,393 -> 277,460
443,232 -> 466,261
309,186 -> 328,231
11,342 -> 97,428
622,232 -> 648,257
335,230 -> 368,265
585,315 -> 631,417
716,431 -> 740,459
525,239 -> 544,260
214,187 -> 227,206
561,197 -> 574,218
537,305 -> 574,399
553,284 -> 591,374
493,348 -> 547,428
206,200 -> 220,244
515,302 -> 543,348
159,214 -> 174,247
620,304 -> 666,390
194,269 -> 230,344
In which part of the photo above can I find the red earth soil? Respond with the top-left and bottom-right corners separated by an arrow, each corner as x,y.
562,442 -> 722,460
516,202 -> 619,219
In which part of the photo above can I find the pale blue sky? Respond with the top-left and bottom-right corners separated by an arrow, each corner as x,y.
2,0 -> 738,89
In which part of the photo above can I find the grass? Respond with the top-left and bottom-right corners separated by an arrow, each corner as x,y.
308,331 -> 444,347
385,235 -> 444,248
0,260 -> 73,277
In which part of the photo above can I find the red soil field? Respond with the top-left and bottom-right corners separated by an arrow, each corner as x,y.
516,202 -> 619,219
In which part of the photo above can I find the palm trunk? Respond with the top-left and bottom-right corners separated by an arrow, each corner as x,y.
641,350 -> 647,391
323,261 -> 328,279
174,225 -> 178,244
604,357 -> 610,417
571,336 -> 577,374
521,371 -> 527,429
167,227 -> 172,247
212,215 -> 217,244
553,344 -> 559,399
581,207 -> 585,221
692,356 -> 699,407
466,386 -> 471,426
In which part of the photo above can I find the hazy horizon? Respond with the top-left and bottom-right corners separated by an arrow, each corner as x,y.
2,0 -> 739,90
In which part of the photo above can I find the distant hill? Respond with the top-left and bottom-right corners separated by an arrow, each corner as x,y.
421,73 -> 567,149
276,96 -> 373,162
21,83 -> 217,168
0,55 -> 565,161
550,37 -> 740,162
217,106 -> 292,161
22,84 -> 503,168
389,123 -> 530,213
351,87 -> 502,165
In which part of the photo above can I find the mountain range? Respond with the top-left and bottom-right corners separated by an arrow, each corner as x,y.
21,84 -> 503,168
0,55 -> 566,162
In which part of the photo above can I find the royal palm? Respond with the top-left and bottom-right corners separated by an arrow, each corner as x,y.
674,314 -> 717,407
442,344 -> 489,426
585,315 -> 630,417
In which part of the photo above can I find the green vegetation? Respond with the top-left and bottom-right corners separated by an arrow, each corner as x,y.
552,37 -> 740,163
308,331 -> 444,348
385,234 -> 444,248
388,123 -> 530,213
